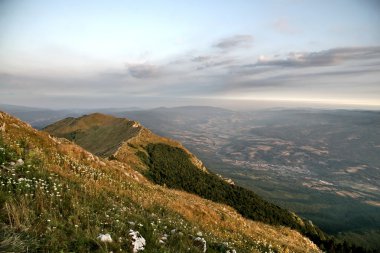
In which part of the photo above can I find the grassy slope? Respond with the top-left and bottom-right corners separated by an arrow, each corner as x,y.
44,113 -> 208,175
43,113 -> 141,157
0,111 -> 321,252
44,113 -> 376,253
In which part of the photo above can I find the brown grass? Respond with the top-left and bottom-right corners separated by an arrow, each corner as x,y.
0,111 -> 321,252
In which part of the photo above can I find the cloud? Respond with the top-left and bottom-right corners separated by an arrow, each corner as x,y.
191,56 -> 212,62
256,52 -> 336,67
128,64 -> 161,79
2,44 -> 379,108
215,66 -> 380,98
192,54 -> 235,71
211,46 -> 380,97
196,59 -> 234,71
255,46 -> 380,68
213,35 -> 253,50
188,54 -> 235,71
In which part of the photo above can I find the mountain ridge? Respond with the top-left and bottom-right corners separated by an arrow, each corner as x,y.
44,113 -> 208,173
1,111 -> 372,252
0,111 -> 324,252
43,113 -> 367,253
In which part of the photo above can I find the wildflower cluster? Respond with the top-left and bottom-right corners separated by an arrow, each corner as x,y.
54,152 -> 107,181
1,140 -> 242,252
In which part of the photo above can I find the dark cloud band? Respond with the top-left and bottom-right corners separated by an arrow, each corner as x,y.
213,35 -> 253,50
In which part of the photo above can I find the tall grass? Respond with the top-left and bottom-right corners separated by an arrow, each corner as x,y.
0,111 -> 323,253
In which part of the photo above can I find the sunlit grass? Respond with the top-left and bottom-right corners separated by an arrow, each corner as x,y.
0,111 -> 321,252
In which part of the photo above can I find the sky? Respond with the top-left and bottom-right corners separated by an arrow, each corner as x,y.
0,0 -> 380,109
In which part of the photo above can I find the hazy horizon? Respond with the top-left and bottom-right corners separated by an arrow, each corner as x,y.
1,0 -> 379,109
2,98 -> 380,112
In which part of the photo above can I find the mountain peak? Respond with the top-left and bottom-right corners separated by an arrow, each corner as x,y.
75,112 -> 129,126
44,113 -> 207,172
43,113 -> 143,157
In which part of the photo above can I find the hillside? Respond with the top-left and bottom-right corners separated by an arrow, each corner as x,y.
45,114 -> 303,228
43,113 -> 372,252
43,113 -> 143,157
110,107 -> 380,251
0,111 -> 323,252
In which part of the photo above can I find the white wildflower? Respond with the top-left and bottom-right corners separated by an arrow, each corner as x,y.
16,159 -> 24,166
98,233 -> 113,243
161,234 -> 168,241
129,230 -> 146,252
194,237 -> 206,253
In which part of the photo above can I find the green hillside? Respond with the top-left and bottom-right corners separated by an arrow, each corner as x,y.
1,111 -> 324,252
137,143 -> 374,253
44,113 -> 141,157
43,113 -> 377,252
